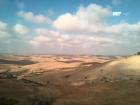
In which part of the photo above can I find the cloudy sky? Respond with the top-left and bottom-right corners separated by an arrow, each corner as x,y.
0,0 -> 140,55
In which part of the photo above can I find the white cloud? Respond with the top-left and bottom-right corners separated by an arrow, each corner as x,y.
0,21 -> 7,30
29,28 -> 115,54
17,11 -> 52,24
52,4 -> 140,55
53,4 -> 140,41
0,21 -> 9,38
53,4 -> 111,33
113,11 -> 122,16
0,21 -> 33,54
14,24 -> 29,35
0,3 -> 140,55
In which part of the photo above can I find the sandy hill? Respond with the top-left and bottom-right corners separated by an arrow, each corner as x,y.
23,55 -> 140,86
88,55 -> 140,82
54,55 -> 140,85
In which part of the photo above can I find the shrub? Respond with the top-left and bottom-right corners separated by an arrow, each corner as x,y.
136,52 -> 140,55
30,95 -> 56,105
0,97 -> 18,105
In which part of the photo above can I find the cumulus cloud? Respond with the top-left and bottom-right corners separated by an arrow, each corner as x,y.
53,4 -> 111,33
14,24 -> 29,35
53,4 -> 139,41
29,28 -> 116,54
0,21 -> 32,54
29,27 -> 139,55
0,21 -> 9,38
113,11 -> 122,16
17,11 -> 52,24
0,3 -> 140,55
0,21 -> 7,30
52,4 -> 140,55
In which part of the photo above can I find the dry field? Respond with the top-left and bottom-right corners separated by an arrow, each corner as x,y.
0,55 -> 140,105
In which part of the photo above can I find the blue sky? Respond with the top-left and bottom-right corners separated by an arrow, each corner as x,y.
0,0 -> 140,55
0,0 -> 140,25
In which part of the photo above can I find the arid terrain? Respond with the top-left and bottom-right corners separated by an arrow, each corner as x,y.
0,55 -> 140,105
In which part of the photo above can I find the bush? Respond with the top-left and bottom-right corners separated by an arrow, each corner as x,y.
136,52 -> 140,55
0,95 -> 56,105
0,97 -> 18,105
29,95 -> 56,105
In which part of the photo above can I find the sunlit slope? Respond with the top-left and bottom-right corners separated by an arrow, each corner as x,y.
96,55 -> 140,81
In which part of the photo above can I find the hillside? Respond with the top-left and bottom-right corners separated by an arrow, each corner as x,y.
88,55 -> 140,82
0,55 -> 140,105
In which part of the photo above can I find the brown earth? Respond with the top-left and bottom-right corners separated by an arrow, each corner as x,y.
0,55 -> 140,105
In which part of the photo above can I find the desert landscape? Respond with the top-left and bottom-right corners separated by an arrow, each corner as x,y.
0,54 -> 140,105
0,0 -> 140,105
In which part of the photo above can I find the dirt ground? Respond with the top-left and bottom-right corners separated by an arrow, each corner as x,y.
0,79 -> 140,105
0,55 -> 140,105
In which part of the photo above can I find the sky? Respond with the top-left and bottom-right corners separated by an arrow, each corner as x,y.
0,0 -> 140,55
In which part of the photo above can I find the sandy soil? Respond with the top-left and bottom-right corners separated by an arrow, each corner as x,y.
0,55 -> 140,105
